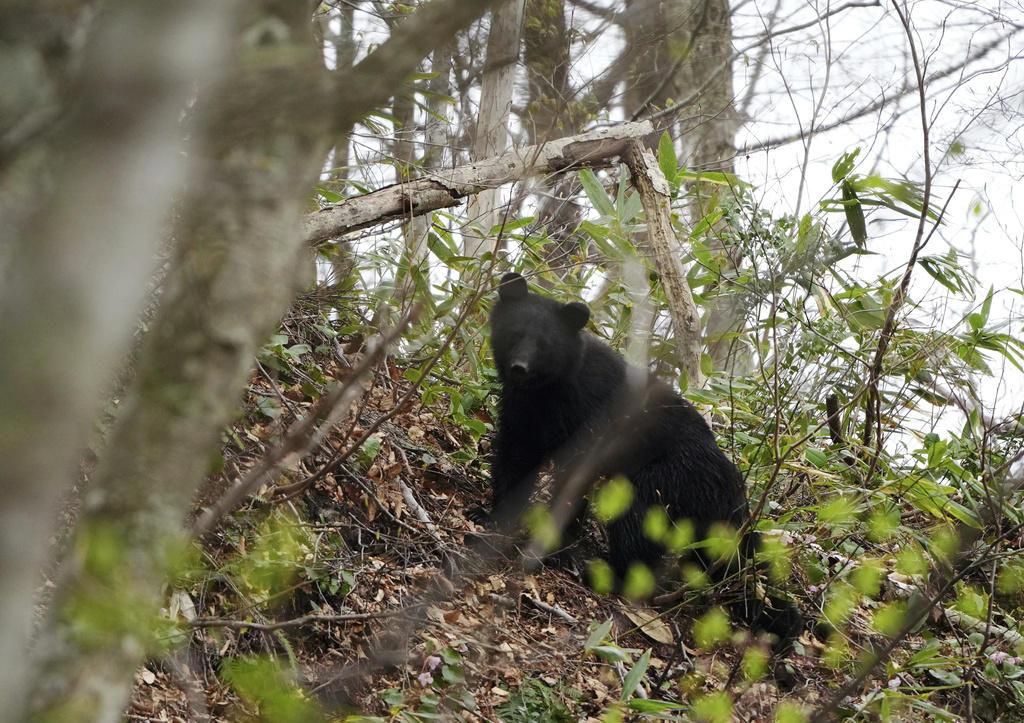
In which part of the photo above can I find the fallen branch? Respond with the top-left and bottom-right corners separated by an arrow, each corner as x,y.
399,478 -> 441,541
622,139 -> 704,389
303,120 -> 657,244
944,609 -> 1024,647
521,595 -> 578,624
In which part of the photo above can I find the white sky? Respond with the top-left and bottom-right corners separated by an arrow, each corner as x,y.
729,0 -> 1024,424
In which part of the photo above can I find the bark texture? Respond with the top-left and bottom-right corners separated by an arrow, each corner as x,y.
623,140 -> 705,389
19,0 -> 503,720
464,0 -> 526,256
623,0 -> 745,376
305,120 -> 658,244
0,2 -> 234,719
23,1 -> 328,719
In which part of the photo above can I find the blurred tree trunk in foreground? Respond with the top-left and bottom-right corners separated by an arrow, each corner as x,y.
1,1 -> 503,721
23,1 -> 330,719
0,1 -> 236,718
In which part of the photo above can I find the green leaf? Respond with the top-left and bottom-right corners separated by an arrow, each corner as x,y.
832,149 -> 860,183
316,187 -> 345,203
676,169 -> 743,187
618,189 -> 643,226
619,649 -> 651,703
919,252 -> 973,295
426,232 -> 456,265
441,664 -> 465,685
584,618 -> 615,652
658,132 -> 677,184
626,699 -> 685,713
693,607 -> 731,649
578,168 -> 615,217
805,448 -> 829,468
580,220 -> 610,240
440,646 -> 462,665
690,210 -> 724,239
774,700 -> 809,723
496,215 -> 535,233
795,214 -> 815,253
978,286 -> 994,326
926,438 -> 947,468
590,645 -> 630,662
593,476 -> 634,523
691,691 -> 733,723
842,180 -> 867,246
588,559 -> 615,594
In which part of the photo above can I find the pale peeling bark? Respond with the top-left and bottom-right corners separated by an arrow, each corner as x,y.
0,2 -> 235,720
305,120 -> 658,244
623,140 -> 704,389
464,0 -> 526,256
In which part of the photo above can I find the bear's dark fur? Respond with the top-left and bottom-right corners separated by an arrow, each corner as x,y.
486,272 -> 799,644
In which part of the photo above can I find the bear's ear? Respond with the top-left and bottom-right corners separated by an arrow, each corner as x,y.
498,272 -> 529,300
560,301 -> 590,330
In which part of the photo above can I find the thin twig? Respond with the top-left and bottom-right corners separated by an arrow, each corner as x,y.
521,595 -> 578,624
188,606 -> 427,632
269,283 -> 488,504
861,0 -> 945,449
190,306 -> 421,538
399,478 -> 440,540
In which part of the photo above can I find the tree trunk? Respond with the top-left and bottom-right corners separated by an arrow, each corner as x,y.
463,0 -> 526,257
22,2 -> 330,719
19,0 -> 502,719
676,0 -> 747,377
0,2 -> 236,720
624,0 -> 745,377
402,42 -> 454,302
522,0 -> 588,269
322,0 -> 359,288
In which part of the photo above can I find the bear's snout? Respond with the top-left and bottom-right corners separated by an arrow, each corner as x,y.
508,358 -> 530,382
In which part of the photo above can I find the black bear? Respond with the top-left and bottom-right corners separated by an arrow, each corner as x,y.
485,272 -> 798,643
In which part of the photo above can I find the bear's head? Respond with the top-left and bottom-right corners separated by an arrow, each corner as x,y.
489,272 -> 590,387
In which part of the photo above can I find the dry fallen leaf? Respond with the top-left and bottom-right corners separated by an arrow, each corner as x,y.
622,605 -> 675,645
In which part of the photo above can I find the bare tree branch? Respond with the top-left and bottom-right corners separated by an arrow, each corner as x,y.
622,139 -> 705,388
304,120 -> 658,244
333,0 -> 508,136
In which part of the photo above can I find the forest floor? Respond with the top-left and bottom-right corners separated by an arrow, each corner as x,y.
119,332 -> 945,723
